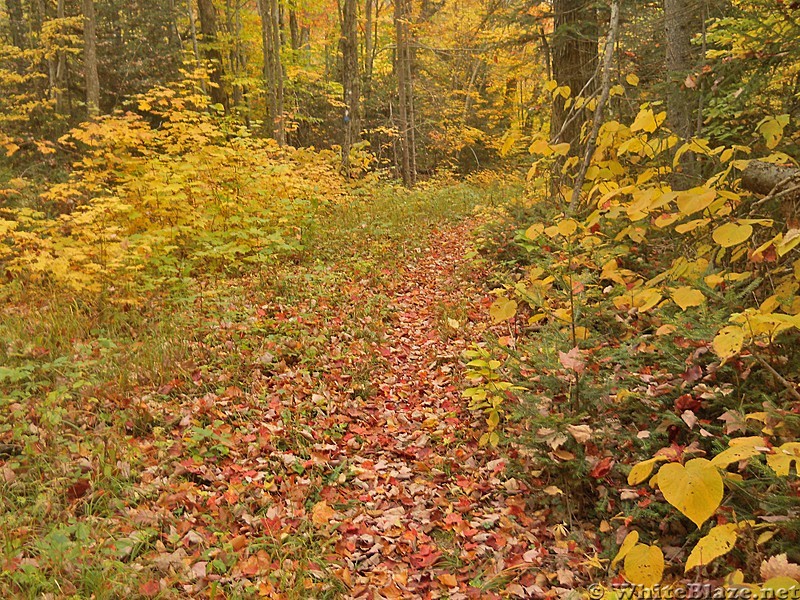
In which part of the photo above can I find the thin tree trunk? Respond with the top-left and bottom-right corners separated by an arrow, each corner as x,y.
269,0 -> 285,143
225,0 -> 244,108
83,0 -> 100,117
569,0 -> 620,214
394,0 -> 415,186
289,10 -> 300,50
258,0 -> 285,144
664,0 -> 702,188
341,0 -> 361,170
550,0 -> 598,152
364,0 -> 373,97
197,0 -> 229,111
188,0 -> 201,65
7,0 -> 26,48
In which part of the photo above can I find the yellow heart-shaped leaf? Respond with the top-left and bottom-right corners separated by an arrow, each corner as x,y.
623,543 -> 664,586
712,325 -> 745,359
657,458 -> 723,528
713,222 -> 753,248
489,298 -> 517,324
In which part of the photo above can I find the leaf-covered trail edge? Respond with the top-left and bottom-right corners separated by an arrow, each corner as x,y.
128,216 -> 555,599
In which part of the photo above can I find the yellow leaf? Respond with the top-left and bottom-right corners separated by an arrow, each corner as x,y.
758,115 -> 789,149
631,108 -> 658,134
766,442 -> 800,477
624,544 -> 664,586
611,531 -> 639,569
677,188 -> 716,216
529,139 -> 553,156
633,288 -> 662,313
557,218 -> 579,236
712,325 -> 745,359
628,457 -> 664,485
544,485 -> 564,496
713,446 -> 755,471
525,223 -> 544,239
610,84 -> 626,97
655,213 -> 680,228
544,79 -> 558,92
671,287 -> 705,311
777,229 -> 800,256
489,297 -> 517,323
438,573 -> 458,587
760,577 -> 800,597
626,73 -> 640,86
713,222 -> 754,248
657,458 -> 723,528
551,142 -> 571,156
311,501 -> 336,526
685,523 -> 739,571
675,218 -> 710,234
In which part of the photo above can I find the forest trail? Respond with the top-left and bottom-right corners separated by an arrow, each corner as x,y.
293,221 -> 545,598
159,221 -> 552,598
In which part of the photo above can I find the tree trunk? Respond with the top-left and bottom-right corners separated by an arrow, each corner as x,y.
550,0 -> 598,151
83,0 -> 100,117
664,0 -> 702,188
569,0 -> 620,214
364,0 -> 374,97
225,0 -> 245,108
289,10 -> 300,50
7,0 -> 26,49
258,0 -> 285,144
197,0 -> 229,111
394,0 -> 416,186
341,0 -> 361,170
741,161 -> 800,203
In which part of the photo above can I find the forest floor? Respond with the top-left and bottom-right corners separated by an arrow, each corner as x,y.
2,182 -> 572,599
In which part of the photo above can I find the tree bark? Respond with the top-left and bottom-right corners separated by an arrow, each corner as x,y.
394,0 -> 416,186
741,161 -> 800,202
569,0 -> 619,214
289,10 -> 300,50
341,0 -> 361,170
7,0 -> 26,48
550,0 -> 598,151
83,0 -> 100,117
364,0 -> 374,98
197,0 -> 229,111
258,0 -> 285,144
664,0 -> 703,188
